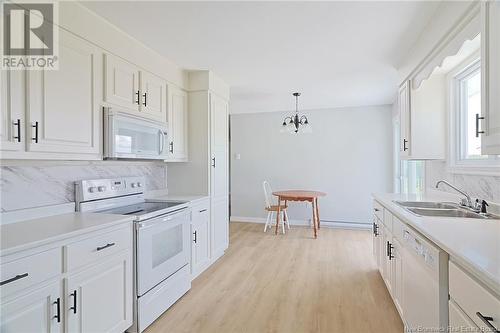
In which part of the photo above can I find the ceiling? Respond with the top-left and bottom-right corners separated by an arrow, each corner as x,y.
81,1 -> 440,114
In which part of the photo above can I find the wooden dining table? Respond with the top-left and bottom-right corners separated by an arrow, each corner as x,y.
272,190 -> 326,239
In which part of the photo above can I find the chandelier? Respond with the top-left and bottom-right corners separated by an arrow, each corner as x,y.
281,92 -> 311,134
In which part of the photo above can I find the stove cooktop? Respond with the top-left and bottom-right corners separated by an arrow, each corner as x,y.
98,201 -> 185,217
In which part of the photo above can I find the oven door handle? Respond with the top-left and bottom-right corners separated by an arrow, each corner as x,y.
136,209 -> 190,230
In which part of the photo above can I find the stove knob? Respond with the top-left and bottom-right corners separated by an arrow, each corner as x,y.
88,187 -> 97,193
131,183 -> 137,188
137,182 -> 142,188
98,186 -> 106,192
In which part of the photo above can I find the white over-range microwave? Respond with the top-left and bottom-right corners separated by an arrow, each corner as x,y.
104,108 -> 169,160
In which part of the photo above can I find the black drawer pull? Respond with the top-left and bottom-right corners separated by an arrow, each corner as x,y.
193,231 -> 197,244
0,273 -> 28,286
53,297 -> 61,322
96,243 -> 115,251
69,290 -> 77,314
199,209 -> 207,213
374,208 -> 380,212
476,312 -> 499,332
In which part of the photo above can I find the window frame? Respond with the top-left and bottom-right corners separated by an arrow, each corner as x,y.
448,52 -> 500,176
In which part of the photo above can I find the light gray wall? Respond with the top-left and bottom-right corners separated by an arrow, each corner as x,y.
0,161 -> 167,212
425,161 -> 500,203
230,105 -> 393,225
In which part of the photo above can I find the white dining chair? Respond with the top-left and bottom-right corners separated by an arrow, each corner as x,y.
262,181 -> 290,233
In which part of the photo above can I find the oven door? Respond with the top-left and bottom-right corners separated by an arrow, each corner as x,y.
136,209 -> 190,296
104,108 -> 169,160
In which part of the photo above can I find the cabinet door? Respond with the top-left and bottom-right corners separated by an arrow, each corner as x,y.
0,280 -> 62,333
104,54 -> 140,112
168,86 -> 188,160
66,251 -> 132,333
210,93 -> 229,198
0,70 -> 24,152
140,71 -> 167,122
398,81 -> 411,157
211,196 -> 229,259
191,214 -> 210,277
391,238 -> 404,317
26,30 -> 101,157
481,0 -> 500,155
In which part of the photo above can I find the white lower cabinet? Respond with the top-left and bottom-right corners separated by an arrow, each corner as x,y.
0,280 -> 62,333
190,200 -> 211,279
449,261 -> 500,332
211,196 -> 229,260
0,224 -> 133,333
449,299 -> 479,330
66,251 -> 132,333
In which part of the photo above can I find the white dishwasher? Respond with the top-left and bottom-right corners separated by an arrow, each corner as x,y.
401,226 -> 449,333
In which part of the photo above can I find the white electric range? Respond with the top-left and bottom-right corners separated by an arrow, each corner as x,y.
75,176 -> 192,333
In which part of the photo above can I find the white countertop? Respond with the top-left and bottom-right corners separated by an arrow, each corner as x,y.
373,192 -> 500,296
146,193 -> 209,205
0,212 -> 134,257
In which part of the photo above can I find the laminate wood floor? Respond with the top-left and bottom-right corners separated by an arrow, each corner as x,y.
145,222 -> 403,333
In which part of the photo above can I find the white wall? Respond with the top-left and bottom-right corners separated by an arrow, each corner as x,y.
230,105 -> 393,225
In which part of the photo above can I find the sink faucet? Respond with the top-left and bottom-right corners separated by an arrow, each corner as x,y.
435,180 -> 473,208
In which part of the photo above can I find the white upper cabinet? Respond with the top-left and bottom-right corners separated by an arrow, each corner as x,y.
0,70 -> 24,153
481,0 -> 500,155
104,54 -> 140,112
26,29 -> 101,158
140,71 -> 167,122
104,54 -> 167,123
398,81 -> 411,158
399,75 -> 446,160
167,86 -> 188,161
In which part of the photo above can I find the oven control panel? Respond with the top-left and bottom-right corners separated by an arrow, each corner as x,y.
75,176 -> 146,203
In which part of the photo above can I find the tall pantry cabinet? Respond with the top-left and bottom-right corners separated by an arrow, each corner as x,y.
167,71 -> 230,262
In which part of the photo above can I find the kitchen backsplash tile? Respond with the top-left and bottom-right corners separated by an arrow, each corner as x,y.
425,160 -> 500,204
0,162 -> 167,212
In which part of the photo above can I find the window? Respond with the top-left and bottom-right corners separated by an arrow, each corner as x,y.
451,58 -> 499,169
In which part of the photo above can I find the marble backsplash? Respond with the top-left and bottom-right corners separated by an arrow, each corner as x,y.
0,161 -> 167,212
425,160 -> 500,204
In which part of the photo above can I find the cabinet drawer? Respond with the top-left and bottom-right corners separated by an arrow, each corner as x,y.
191,200 -> 210,221
64,226 -> 132,272
0,248 -> 61,299
373,201 -> 383,221
449,261 -> 500,331
383,209 -> 392,231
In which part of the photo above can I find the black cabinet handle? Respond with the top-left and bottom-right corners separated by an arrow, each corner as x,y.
31,121 -> 38,143
211,157 -> 216,168
169,141 -> 174,153
403,139 -> 408,151
135,90 -> 140,105
373,222 -> 379,236
193,231 -> 197,244
142,92 -> 147,107
53,297 -> 61,323
69,290 -> 77,314
0,273 -> 28,286
475,114 -> 485,138
476,312 -> 499,332
13,119 -> 21,142
199,209 -> 207,213
374,208 -> 380,212
96,243 -> 115,251
388,242 -> 394,260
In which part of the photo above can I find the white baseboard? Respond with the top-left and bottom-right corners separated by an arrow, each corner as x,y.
230,216 -> 371,230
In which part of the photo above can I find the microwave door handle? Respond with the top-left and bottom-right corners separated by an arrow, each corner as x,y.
159,130 -> 165,155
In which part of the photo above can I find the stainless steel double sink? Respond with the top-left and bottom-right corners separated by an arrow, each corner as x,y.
394,201 -> 500,220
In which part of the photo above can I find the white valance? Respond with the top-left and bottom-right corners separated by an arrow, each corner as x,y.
412,8 -> 480,90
